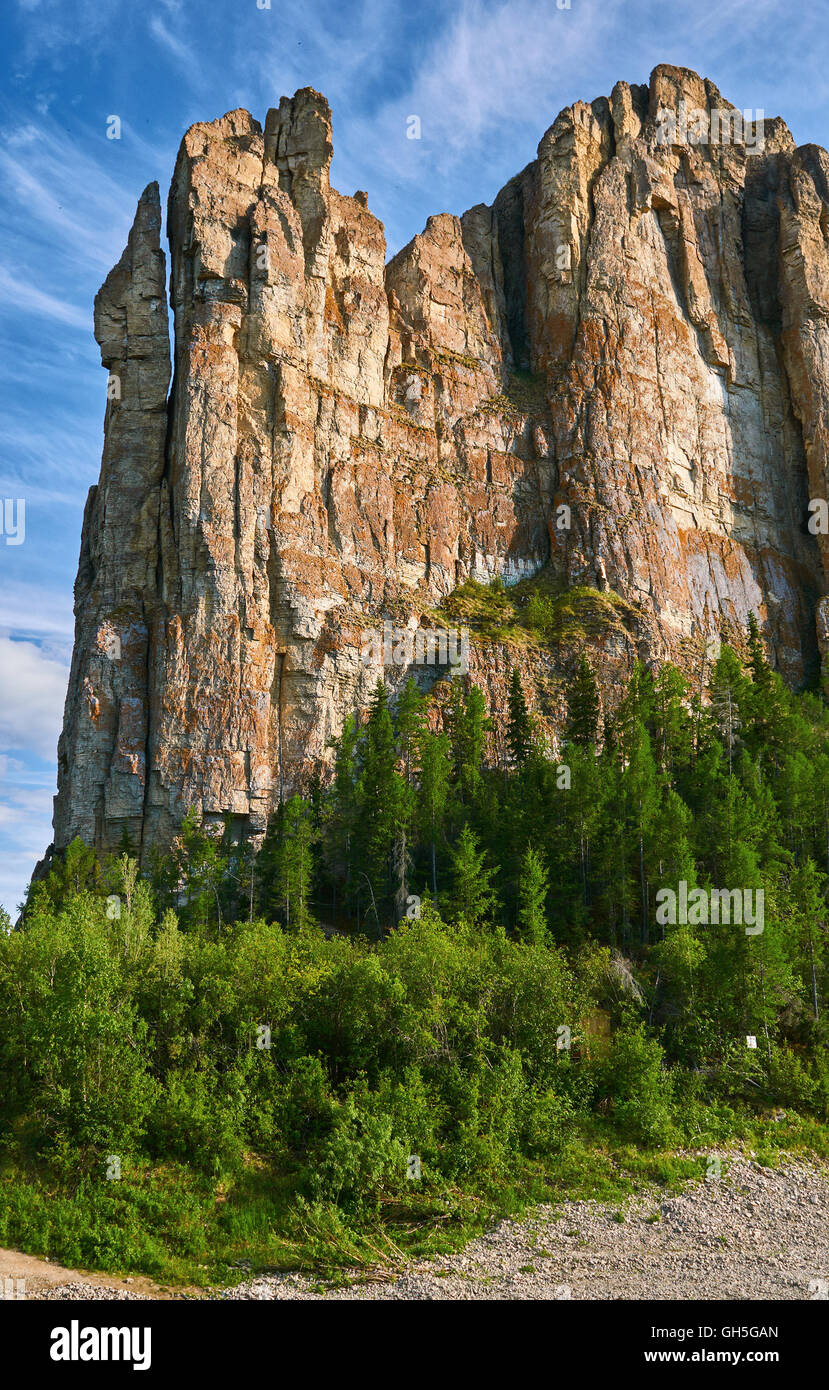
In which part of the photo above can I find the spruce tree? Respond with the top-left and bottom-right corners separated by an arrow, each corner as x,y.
395,677 -> 427,786
708,645 -> 745,777
448,680 -> 490,805
507,668 -> 533,766
323,713 -> 360,921
448,825 -> 498,926
417,729 -> 451,898
744,612 -> 789,767
273,794 -> 315,929
516,844 -> 549,943
624,723 -> 660,944
565,652 -> 600,749
652,662 -> 692,779
357,681 -> 409,918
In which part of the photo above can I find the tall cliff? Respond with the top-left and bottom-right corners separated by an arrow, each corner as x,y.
50,65 -> 829,860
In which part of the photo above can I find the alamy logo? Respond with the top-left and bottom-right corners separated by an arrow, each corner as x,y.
656,101 -> 764,153
361,621 -> 469,675
50,1320 -> 151,1370
655,880 -> 764,935
1,499 -> 25,545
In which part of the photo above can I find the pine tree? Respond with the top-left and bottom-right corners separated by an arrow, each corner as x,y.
417,729 -> 451,898
34,837 -> 101,912
395,677 -> 427,786
651,787 -> 696,897
708,645 -> 745,777
448,825 -> 498,926
257,803 -> 284,922
617,661 -> 655,758
789,859 -> 826,1021
565,652 -> 600,749
507,668 -> 533,766
747,612 -> 771,692
325,713 -> 359,919
167,808 -> 229,932
563,743 -> 602,919
516,844 -> 549,943
652,662 -> 692,779
357,681 -> 410,919
624,723 -> 660,944
744,612 -> 789,767
269,795 -> 315,929
448,680 -> 490,805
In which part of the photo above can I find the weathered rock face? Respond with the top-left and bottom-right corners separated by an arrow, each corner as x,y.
50,66 -> 829,860
54,184 -> 170,852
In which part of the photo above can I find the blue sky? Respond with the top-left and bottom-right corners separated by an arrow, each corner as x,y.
1,0 -> 829,916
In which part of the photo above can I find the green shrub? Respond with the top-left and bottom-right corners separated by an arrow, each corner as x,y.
601,1026 -> 675,1147
307,1091 -> 407,1212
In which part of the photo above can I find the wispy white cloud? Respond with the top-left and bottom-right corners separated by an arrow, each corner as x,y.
0,588 -> 75,643
0,417 -> 100,482
0,633 -> 69,759
383,0 -> 609,164
0,118 -> 144,276
0,265 -> 89,330
0,783 -> 54,828
12,0 -> 132,71
148,15 -> 195,74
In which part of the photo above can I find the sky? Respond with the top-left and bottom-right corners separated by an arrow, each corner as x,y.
1,0 -> 829,916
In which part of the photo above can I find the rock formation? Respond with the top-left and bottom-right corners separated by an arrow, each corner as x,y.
48,65 -> 829,861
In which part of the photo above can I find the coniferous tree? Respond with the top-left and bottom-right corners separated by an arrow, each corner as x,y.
561,743 -> 602,920
417,729 -> 451,898
448,679 -> 490,808
325,713 -> 360,920
652,663 -> 692,780
272,794 -> 315,929
395,677 -> 427,787
617,661 -> 655,757
744,612 -> 789,768
651,787 -> 696,908
624,723 -> 660,944
27,837 -> 102,915
448,825 -> 498,926
516,844 -> 549,943
788,858 -> 827,1022
507,668 -> 533,766
257,802 -> 284,923
565,652 -> 600,749
708,645 -> 745,777
357,681 -> 410,921
165,807 -> 229,932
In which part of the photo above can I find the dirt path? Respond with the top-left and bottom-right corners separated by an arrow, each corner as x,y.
0,1247 -> 182,1300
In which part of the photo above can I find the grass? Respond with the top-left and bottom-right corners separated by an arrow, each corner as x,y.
429,570 -> 638,650
1,1111 -> 825,1293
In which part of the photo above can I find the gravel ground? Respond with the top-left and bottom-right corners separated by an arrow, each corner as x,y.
8,1153 -> 828,1301
221,1154 -> 829,1301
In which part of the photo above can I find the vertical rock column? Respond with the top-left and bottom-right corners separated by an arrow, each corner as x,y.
53,184 -> 170,853
145,110 -> 275,846
777,144 -> 829,684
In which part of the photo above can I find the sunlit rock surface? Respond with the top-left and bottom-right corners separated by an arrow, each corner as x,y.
50,66 -> 829,859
